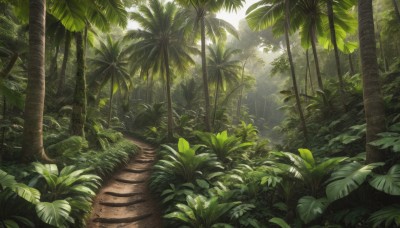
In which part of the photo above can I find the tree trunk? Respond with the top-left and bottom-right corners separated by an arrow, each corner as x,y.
49,45 -> 58,81
163,47 -> 173,141
304,51 -> 308,99
236,61 -> 246,123
107,76 -> 114,128
348,54 -> 355,75
200,11 -> 211,132
306,49 -> 314,94
70,32 -> 87,137
393,0 -> 400,23
327,0 -> 346,109
213,77 -> 221,127
310,26 -> 324,92
22,0 -> 51,162
285,0 -> 308,142
0,52 -> 18,79
358,0 -> 386,163
57,32 -> 71,95
0,96 -> 6,159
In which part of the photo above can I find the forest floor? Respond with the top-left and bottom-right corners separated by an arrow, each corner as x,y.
87,137 -> 163,228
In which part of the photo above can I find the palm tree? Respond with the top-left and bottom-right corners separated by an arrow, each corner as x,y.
21,0 -> 52,161
207,41 -> 241,127
247,0 -> 309,141
126,0 -> 197,140
89,36 -> 130,127
176,0 -> 245,131
358,0 -> 386,163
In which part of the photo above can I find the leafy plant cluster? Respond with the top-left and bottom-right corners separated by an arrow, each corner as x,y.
150,125 -> 400,227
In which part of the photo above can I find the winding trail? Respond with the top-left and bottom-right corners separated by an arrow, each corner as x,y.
88,138 -> 163,228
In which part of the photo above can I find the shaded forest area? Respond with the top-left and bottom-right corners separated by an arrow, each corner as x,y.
1,0 -> 400,227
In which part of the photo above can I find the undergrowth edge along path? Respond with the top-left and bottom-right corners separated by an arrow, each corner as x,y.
87,137 -> 163,228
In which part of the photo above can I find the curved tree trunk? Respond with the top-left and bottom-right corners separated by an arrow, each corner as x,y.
57,32 -> 71,95
285,0 -> 308,143
306,49 -> 314,94
71,32 -> 87,137
22,0 -> 51,162
107,75 -> 114,128
327,0 -> 346,110
163,47 -> 173,141
0,52 -> 18,79
358,0 -> 386,163
236,61 -> 246,123
200,11 -> 211,132
348,54 -> 355,75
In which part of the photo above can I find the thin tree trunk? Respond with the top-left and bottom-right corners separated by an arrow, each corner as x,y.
306,49 -> 314,94
348,54 -> 355,75
107,76 -> 114,128
236,60 -> 247,123
0,53 -> 18,79
57,32 -> 71,95
22,0 -> 51,162
285,0 -> 308,142
358,0 -> 386,163
200,12 -> 211,132
213,77 -> 221,127
393,0 -> 400,23
327,0 -> 346,110
0,96 -> 6,159
304,52 -> 308,100
49,45 -> 59,80
71,32 -> 87,137
163,47 -> 173,141
310,27 -> 324,91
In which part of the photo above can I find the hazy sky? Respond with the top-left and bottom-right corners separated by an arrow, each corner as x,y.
127,0 -> 258,30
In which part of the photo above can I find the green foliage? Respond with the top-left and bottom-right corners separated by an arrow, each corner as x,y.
35,200 -> 72,228
370,123 -> 400,153
368,164 -> 400,195
0,169 -> 40,204
234,121 -> 259,143
46,136 -> 88,158
368,205 -> 400,228
296,196 -> 329,224
165,194 -> 240,228
150,138 -> 223,191
325,162 -> 383,201
269,217 -> 291,228
196,131 -> 253,162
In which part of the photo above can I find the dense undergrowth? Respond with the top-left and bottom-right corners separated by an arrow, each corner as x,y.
0,116 -> 139,227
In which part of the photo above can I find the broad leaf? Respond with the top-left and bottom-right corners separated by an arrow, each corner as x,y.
298,148 -> 315,167
369,164 -> 400,195
326,162 -> 383,201
178,138 -> 190,153
269,217 -> 291,228
368,205 -> 400,228
297,196 -> 329,224
35,200 -> 72,227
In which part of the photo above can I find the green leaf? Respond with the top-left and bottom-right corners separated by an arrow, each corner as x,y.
196,179 -> 209,189
369,164 -> 400,195
368,205 -> 400,228
178,138 -> 190,153
326,162 -> 383,201
11,183 -> 40,204
49,0 -> 87,32
0,169 -> 17,188
298,148 -> 315,167
35,200 -> 71,227
297,196 -> 329,224
269,217 -> 291,228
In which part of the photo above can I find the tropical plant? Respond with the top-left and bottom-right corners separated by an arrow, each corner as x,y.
165,194 -> 240,227
126,0 -> 197,140
89,36 -> 131,127
150,138 -> 223,191
176,0 -> 245,131
207,41 -> 241,127
196,131 -> 253,163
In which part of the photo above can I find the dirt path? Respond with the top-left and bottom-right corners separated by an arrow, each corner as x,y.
87,138 -> 163,228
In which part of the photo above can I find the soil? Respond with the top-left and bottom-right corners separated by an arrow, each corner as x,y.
87,138 -> 163,228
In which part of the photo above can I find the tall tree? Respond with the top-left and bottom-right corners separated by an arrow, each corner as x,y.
89,37 -> 130,127
247,0 -> 309,141
21,0 -> 51,161
176,0 -> 244,131
70,32 -> 86,136
207,41 -> 241,127
126,0 -> 197,140
358,0 -> 386,163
